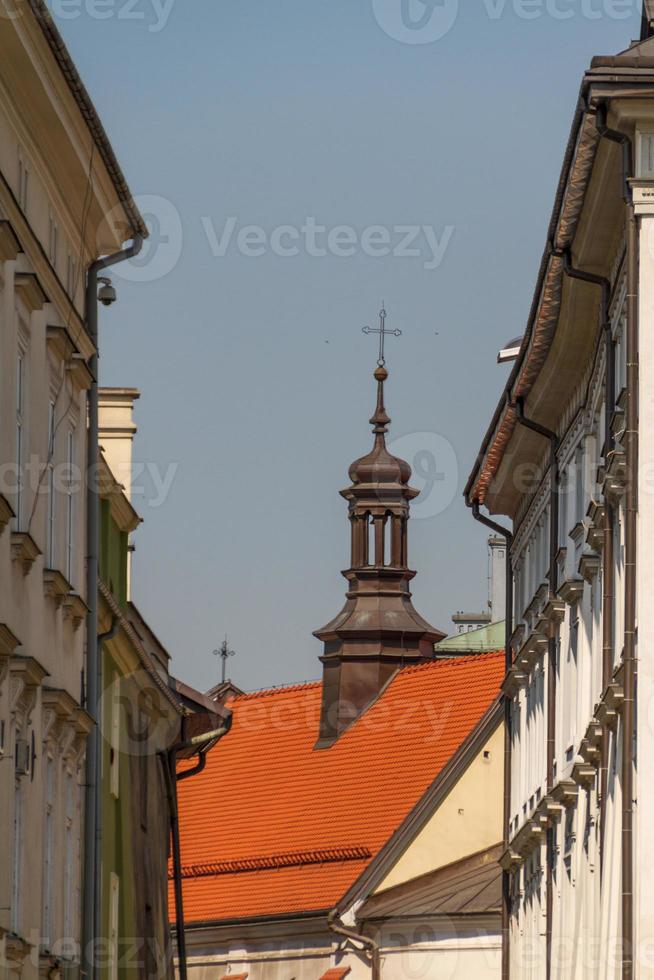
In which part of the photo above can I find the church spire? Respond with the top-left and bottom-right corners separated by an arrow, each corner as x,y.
314,311 -> 445,747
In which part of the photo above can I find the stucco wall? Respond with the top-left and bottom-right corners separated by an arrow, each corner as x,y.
375,724 -> 503,893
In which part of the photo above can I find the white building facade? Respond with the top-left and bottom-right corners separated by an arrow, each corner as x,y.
466,14 -> 654,979
0,2 -> 144,976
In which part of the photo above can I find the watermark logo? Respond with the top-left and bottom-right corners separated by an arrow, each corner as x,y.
388,431 -> 459,518
48,0 -> 175,32
371,0 -> 639,45
101,194 -> 183,283
372,0 -> 459,43
98,668 -> 181,758
202,216 -> 454,270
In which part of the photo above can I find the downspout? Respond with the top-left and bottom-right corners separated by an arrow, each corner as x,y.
622,197 -> 638,980
162,722 -> 232,980
327,909 -> 380,980
82,235 -> 143,980
514,397 -> 559,980
557,250 -> 615,870
471,503 -> 513,980
595,103 -> 637,980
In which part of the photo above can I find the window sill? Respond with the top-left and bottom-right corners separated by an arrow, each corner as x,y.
10,531 -> 41,576
63,592 -> 88,631
43,568 -> 72,608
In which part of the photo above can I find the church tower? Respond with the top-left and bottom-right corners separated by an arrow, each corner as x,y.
314,312 -> 444,746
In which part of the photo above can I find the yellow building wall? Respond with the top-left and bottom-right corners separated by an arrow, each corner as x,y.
375,722 -> 504,893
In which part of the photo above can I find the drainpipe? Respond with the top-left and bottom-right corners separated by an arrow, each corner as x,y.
595,103 -> 637,980
622,199 -> 638,980
514,397 -> 559,980
471,503 -> 513,980
557,250 -> 615,870
327,909 -> 380,980
82,235 -> 143,980
162,722 -> 232,980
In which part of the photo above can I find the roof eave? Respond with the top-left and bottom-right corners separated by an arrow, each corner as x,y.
26,0 -> 147,240
465,61 -> 654,513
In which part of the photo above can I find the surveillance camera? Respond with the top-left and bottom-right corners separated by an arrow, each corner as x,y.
97,278 -> 117,307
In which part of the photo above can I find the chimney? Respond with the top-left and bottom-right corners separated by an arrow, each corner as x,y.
488,536 -> 507,624
98,388 -> 140,599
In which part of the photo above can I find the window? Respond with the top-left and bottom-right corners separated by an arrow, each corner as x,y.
638,131 -> 654,178
66,253 -> 77,299
15,353 -> 25,527
575,447 -> 585,526
110,681 -> 120,799
63,772 -> 75,941
43,756 -> 55,947
48,213 -> 58,268
66,429 -> 75,583
47,401 -> 56,568
109,873 -> 119,980
17,150 -> 29,212
139,708 -> 149,831
12,767 -> 23,933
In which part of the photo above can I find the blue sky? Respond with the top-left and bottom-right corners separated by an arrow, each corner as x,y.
53,0 -> 642,691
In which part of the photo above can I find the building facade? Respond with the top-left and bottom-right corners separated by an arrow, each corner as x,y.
466,10 -> 654,977
0,1 -> 145,975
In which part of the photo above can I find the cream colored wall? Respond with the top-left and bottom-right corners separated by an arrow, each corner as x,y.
0,4 -> 140,975
375,722 -> 504,893
185,918 -> 501,980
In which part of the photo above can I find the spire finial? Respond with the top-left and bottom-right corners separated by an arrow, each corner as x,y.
362,303 -> 402,366
213,635 -> 236,684
362,305 -> 401,435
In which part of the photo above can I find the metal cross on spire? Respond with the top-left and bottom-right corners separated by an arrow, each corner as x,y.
362,304 -> 402,366
213,636 -> 236,685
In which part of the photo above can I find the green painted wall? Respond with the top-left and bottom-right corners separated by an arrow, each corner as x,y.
99,498 -> 128,610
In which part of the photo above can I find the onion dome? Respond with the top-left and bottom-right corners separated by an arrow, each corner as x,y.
348,365 -> 412,487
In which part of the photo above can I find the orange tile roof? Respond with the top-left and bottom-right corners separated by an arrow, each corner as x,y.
320,969 -> 351,980
173,652 -> 503,924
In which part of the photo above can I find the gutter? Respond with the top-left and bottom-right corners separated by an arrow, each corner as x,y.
82,236 -> 144,980
327,909 -> 380,980
470,504 -> 512,980
464,94 -> 598,507
162,720 -> 232,980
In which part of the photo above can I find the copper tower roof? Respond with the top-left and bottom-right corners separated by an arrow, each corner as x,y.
314,325 -> 444,744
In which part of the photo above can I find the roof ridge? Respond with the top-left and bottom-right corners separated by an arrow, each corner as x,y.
174,846 -> 373,881
232,652 -> 504,700
232,679 -> 321,701
400,650 -> 504,676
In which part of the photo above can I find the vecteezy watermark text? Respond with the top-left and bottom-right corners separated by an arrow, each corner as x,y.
201,216 -> 455,271
372,0 -> 639,45
48,0 -> 174,33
